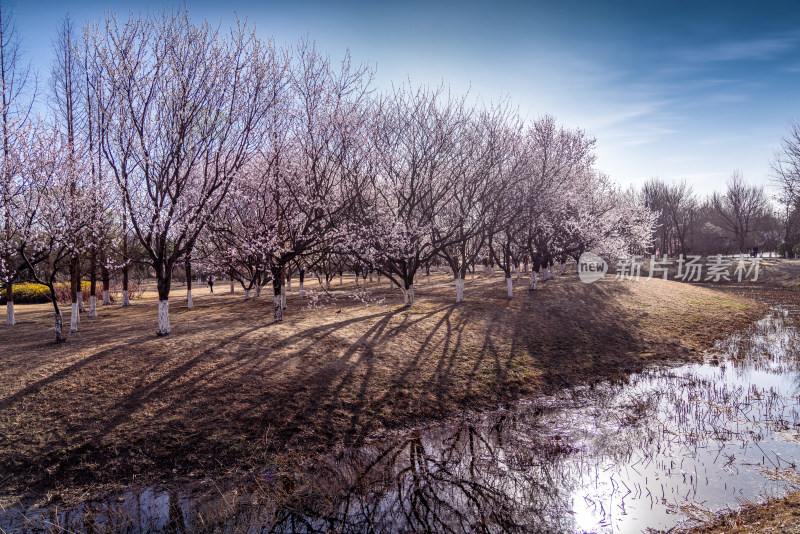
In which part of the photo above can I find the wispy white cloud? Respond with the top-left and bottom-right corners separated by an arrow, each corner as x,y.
678,31 -> 800,63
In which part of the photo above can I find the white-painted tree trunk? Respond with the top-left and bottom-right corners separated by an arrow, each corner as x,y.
455,277 -> 464,303
516,265 -> 520,281
339,273 -> 343,285
273,294 -> 283,322
245,288 -> 251,300
102,289 -> 110,306
79,299 -> 86,313
230,279 -> 235,294
89,296 -> 97,318
255,284 -> 261,298
299,281 -> 304,298
402,284 -> 415,306
530,272 -> 539,290
186,289 -> 193,309
54,309 -> 65,342
325,280 -> 330,290
70,302 -> 79,333
506,277 -> 513,298
158,300 -> 170,335
122,290 -> 130,307
6,302 -> 14,326
471,269 -> 474,282
355,273 -> 360,287
281,285 -> 286,309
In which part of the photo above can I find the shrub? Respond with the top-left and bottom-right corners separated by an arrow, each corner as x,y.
1,280 -> 146,305
0,282 -> 52,304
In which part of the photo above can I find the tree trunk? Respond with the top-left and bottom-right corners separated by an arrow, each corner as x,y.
230,269 -> 235,294
455,276 -> 464,303
299,269 -> 305,297
401,283 -> 414,306
273,293 -> 283,321
185,259 -> 193,310
5,282 -> 13,326
529,272 -> 538,290
100,247 -> 110,305
156,274 -> 171,336
70,256 -> 79,332
245,288 -> 251,300
122,263 -> 130,307
54,308 -> 66,343
89,249 -> 97,318
272,266 -> 283,322
506,277 -> 513,298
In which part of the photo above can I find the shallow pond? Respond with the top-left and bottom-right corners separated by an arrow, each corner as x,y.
4,307 -> 800,533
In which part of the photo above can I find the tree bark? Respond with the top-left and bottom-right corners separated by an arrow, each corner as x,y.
100,247 -> 110,305
5,282 -> 13,325
185,258 -> 193,309
271,265 -> 283,322
89,249 -> 97,318
70,256 -> 79,332
455,276 -> 464,303
156,274 -> 171,335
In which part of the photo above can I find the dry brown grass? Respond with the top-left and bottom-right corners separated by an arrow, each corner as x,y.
0,270 -> 765,507
683,491 -> 800,533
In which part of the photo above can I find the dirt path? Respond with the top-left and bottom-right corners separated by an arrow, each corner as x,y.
0,268 -> 770,510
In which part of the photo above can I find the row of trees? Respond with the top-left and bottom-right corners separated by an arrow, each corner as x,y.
3,8 -> 654,339
642,118 -> 800,258
641,172 -> 778,257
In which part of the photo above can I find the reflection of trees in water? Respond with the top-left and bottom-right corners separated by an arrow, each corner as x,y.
262,418 -> 577,533
14,311 -> 799,533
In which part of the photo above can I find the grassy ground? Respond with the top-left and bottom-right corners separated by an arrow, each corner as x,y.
0,268 -> 768,511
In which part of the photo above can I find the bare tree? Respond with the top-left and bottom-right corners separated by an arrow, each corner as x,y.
771,120 -> 800,256
709,171 -> 770,253
641,178 -> 698,256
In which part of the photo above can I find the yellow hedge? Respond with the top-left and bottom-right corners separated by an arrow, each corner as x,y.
1,282 -> 51,304
0,281 -> 94,304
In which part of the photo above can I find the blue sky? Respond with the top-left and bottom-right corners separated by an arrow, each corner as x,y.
10,0 -> 800,197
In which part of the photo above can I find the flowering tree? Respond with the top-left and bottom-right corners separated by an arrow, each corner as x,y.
14,125 -> 91,342
92,10 -> 284,335
436,102 -> 524,302
348,83 -> 469,306
0,2 -> 34,326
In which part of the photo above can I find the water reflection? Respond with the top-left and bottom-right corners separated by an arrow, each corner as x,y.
4,309 -> 800,533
